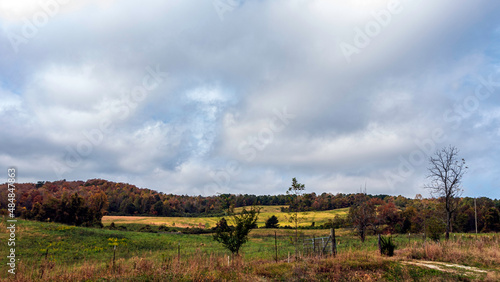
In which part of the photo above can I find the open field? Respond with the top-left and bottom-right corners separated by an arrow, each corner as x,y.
103,205 -> 349,228
1,214 -> 499,281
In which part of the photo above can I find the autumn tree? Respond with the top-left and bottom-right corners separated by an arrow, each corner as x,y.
376,201 -> 400,233
348,193 -> 376,242
89,191 -> 109,226
482,207 -> 500,232
425,146 -> 467,240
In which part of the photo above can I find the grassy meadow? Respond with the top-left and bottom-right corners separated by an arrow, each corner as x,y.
102,205 -> 348,229
1,207 -> 499,281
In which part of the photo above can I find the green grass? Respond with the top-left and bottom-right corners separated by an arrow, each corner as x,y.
2,220 -> 216,264
1,219 -> 296,271
1,211 -> 499,281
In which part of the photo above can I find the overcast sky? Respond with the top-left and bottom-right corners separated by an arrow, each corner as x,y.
1,0 -> 499,198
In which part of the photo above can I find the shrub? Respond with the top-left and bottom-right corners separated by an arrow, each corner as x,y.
427,217 -> 445,241
265,215 -> 279,228
181,227 -> 213,234
139,225 -> 156,233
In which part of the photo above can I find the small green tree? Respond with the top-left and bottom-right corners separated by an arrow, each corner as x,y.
213,207 -> 259,255
427,216 -> 445,241
286,177 -> 305,258
265,215 -> 279,228
327,214 -> 348,229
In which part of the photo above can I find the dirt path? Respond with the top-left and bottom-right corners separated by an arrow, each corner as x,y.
402,260 -> 489,277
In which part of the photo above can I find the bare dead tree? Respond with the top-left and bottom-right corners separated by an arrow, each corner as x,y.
425,145 -> 467,240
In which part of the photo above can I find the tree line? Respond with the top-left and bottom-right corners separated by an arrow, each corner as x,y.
0,179 -> 389,218
0,179 -> 498,232
346,193 -> 500,241
21,191 -> 108,227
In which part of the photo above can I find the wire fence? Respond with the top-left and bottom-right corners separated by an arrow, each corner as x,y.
8,223 -> 500,269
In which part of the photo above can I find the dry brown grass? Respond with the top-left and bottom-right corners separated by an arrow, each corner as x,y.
7,234 -> 499,281
8,250 -> 387,281
486,271 -> 500,281
404,234 -> 500,269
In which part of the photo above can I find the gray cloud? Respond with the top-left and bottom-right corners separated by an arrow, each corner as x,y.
1,0 -> 499,198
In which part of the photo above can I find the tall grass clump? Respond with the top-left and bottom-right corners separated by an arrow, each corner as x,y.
379,236 -> 396,256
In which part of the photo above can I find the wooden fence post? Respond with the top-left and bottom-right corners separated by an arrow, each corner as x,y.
313,235 -> 316,256
112,245 -> 116,271
177,243 -> 180,261
378,234 -> 381,254
275,231 -> 278,263
331,228 -> 337,256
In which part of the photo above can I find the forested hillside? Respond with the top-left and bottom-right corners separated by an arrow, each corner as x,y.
1,179 -> 499,233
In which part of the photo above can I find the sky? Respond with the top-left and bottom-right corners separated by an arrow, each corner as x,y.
1,0 -> 500,198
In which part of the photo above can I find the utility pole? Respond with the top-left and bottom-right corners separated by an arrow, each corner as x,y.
474,197 -> 478,237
